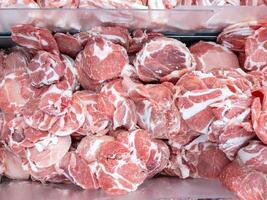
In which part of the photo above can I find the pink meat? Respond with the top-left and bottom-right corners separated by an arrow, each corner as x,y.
2,48 -> 30,76
183,135 -> 230,179
96,140 -> 147,195
76,37 -> 130,90
98,79 -> 137,130
128,29 -> 163,54
133,37 -> 194,82
123,78 -> 180,139
59,152 -> 99,189
74,91 -> 111,136
0,71 -> 43,113
79,0 -> 146,8
147,0 -> 179,8
26,135 -> 71,169
8,116 -> 49,149
0,0 -> 39,7
76,135 -> 114,163
27,51 -> 65,88
89,26 -> 131,49
0,113 -> 16,142
237,140 -> 267,173
49,93 -> 85,136
54,33 -> 82,57
251,88 -> 267,144
217,20 -> 267,52
177,87 -> 234,134
190,41 -> 239,72
37,0 -> 79,8
38,81 -> 72,116
209,95 -> 254,160
0,147 -> 29,180
11,24 -> 59,55
61,55 -> 80,91
220,160 -> 267,200
245,27 -> 267,72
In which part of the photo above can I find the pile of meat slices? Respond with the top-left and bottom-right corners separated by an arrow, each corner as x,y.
0,0 -> 266,8
0,22 -> 266,198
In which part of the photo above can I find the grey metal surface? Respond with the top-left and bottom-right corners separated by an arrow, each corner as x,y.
0,177 -> 235,200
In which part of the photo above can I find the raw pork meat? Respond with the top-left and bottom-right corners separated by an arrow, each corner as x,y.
59,152 -> 99,189
75,37 -> 131,90
208,95 -> 254,160
189,41 -> 239,72
176,86 -> 234,134
37,0 -> 79,8
0,147 -> 29,180
0,71 -> 43,113
89,26 -> 132,49
74,91 -> 111,136
251,87 -> 267,144
96,140 -> 147,195
79,0 -> 147,8
220,160 -> 267,200
27,51 -> 65,88
54,33 -> 82,57
76,135 -> 114,163
237,140 -> 267,173
217,20 -> 267,52
147,0 -> 179,8
133,37 -> 194,82
244,27 -> 267,72
0,0 -> 39,8
98,79 -> 137,130
11,25 -> 59,55
164,135 -> 230,179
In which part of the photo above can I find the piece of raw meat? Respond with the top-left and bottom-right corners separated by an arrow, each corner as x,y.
244,27 -> 267,72
59,152 -> 99,189
61,55 -> 80,91
27,51 -> 65,88
11,25 -> 59,55
37,0 -> 79,8
189,41 -> 239,72
54,33 -> 82,57
164,135 -> 230,179
176,86 -> 234,134
220,160 -> 267,200
217,20 -> 267,52
237,140 -> 267,173
98,79 -> 137,130
0,71 -> 43,113
0,0 -> 39,8
192,0 -> 240,5
116,129 -> 170,177
96,140 -> 148,195
76,135 -> 114,163
75,37 -> 130,90
240,0 -> 266,5
251,87 -> 267,144
0,147 -> 29,180
208,95 -> 254,160
147,0 -> 179,8
88,26 -> 132,49
133,37 -> 194,82
74,91 -> 111,136
122,78 -> 180,139
25,134 -> 71,169
1,48 -> 30,77
38,81 -> 72,116
0,113 -> 15,142
128,29 -> 163,54
79,0 -> 147,8
49,91 -> 86,136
